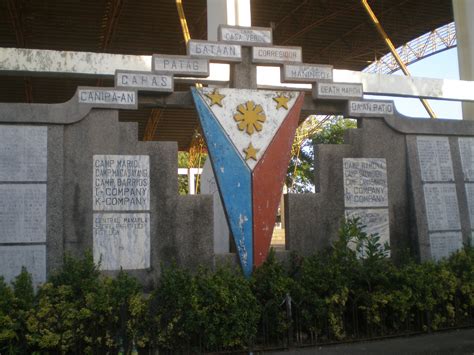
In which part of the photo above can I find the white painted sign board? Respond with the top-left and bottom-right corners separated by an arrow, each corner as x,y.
188,40 -> 242,62
252,46 -> 302,64
343,158 -> 388,208
93,155 -> 150,211
115,70 -> 173,92
282,63 -> 333,83
93,213 -> 150,270
152,54 -> 210,77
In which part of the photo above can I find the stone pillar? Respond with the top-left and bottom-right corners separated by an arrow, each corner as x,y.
207,0 -> 251,39
453,0 -> 474,120
200,159 -> 230,254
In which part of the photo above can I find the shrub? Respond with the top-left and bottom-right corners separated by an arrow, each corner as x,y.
195,267 -> 260,350
148,265 -> 198,351
27,253 -> 146,354
252,250 -> 295,344
1,231 -> 473,352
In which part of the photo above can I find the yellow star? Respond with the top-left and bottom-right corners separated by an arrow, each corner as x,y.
273,94 -> 290,110
243,143 -> 259,161
205,89 -> 225,107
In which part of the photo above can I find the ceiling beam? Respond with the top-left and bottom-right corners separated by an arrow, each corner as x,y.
281,4 -> 359,45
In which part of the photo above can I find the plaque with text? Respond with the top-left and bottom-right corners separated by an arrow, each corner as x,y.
282,63 -> 333,83
152,55 -> 209,77
465,183 -> 474,229
0,184 -> 46,243
115,70 -> 173,92
187,40 -> 242,62
0,126 -> 47,182
459,137 -> 474,181
78,87 -> 137,109
252,46 -> 302,64
218,25 -> 272,46
429,231 -> 463,261
348,101 -> 394,117
423,183 -> 460,231
314,82 -> 363,100
417,136 -> 454,182
345,208 -> 390,257
343,158 -> 388,208
0,245 -> 46,286
93,213 -> 150,270
93,155 -> 150,211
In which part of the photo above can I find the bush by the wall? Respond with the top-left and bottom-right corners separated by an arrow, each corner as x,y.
0,267 -> 34,354
0,221 -> 473,353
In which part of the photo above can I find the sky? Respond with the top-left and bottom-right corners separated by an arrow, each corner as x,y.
367,47 -> 462,119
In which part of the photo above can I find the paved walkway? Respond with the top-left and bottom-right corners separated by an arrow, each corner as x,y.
265,328 -> 474,354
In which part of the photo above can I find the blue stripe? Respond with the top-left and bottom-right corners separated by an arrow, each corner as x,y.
191,88 -> 253,277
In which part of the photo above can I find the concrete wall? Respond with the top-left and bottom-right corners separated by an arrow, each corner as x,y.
286,113 -> 474,262
453,0 -> 474,120
0,101 -> 214,288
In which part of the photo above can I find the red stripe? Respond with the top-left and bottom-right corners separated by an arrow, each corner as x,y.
252,93 -> 305,268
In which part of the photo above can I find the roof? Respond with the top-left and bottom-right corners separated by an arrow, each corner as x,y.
0,0 -> 454,149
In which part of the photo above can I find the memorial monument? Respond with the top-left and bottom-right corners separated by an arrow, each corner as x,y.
1,23 -> 474,284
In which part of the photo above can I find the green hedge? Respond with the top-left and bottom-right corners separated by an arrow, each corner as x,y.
1,219 -> 473,353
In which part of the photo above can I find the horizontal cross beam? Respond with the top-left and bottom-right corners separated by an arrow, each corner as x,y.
1,47 -> 474,102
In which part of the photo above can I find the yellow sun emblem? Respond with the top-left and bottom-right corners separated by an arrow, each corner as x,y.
234,101 -> 266,135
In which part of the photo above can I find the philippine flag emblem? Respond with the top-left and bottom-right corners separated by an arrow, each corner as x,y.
191,88 -> 305,276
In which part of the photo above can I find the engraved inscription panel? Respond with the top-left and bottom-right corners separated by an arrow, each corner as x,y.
0,126 -> 47,182
187,40 -> 242,62
459,137 -> 474,181
93,155 -> 150,211
348,101 -> 394,116
429,231 -> 463,261
115,71 -> 173,92
0,184 -> 46,243
78,88 -> 137,109
93,213 -> 150,270
252,46 -> 302,64
282,63 -> 333,82
417,136 -> 454,182
0,245 -> 46,287
423,184 -> 460,231
343,158 -> 388,208
152,55 -> 209,77
345,208 -> 390,257
219,25 -> 272,45
315,82 -> 363,99
465,183 -> 474,229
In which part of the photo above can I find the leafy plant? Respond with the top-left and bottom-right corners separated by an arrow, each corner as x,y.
252,250 -> 295,344
1,236 -> 473,352
195,267 -> 260,350
286,117 -> 356,193
148,265 -> 198,351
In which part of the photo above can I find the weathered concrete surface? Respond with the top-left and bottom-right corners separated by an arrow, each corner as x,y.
453,0 -> 474,120
285,114 -> 474,261
286,144 -> 353,256
201,158 -> 230,254
407,133 -> 472,261
3,48 -> 474,101
54,108 -> 215,286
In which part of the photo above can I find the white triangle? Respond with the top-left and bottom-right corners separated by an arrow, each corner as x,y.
198,88 -> 299,171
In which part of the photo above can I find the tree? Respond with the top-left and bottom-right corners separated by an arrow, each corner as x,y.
286,116 -> 356,193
